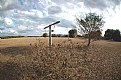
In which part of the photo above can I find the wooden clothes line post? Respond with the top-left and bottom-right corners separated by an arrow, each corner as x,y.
44,21 -> 60,48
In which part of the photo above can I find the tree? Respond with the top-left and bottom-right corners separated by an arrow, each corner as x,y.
104,29 -> 121,41
76,13 -> 104,46
90,30 -> 102,40
104,29 -> 114,40
113,29 -> 120,41
69,29 -> 77,38
43,33 -> 48,37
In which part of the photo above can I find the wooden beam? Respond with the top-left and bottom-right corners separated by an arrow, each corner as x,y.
44,21 -> 60,29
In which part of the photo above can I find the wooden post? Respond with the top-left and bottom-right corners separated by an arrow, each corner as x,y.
68,31 -> 69,41
49,26 -> 52,47
44,21 -> 60,48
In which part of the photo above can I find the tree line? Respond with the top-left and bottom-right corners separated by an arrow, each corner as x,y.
104,29 -> 121,41
68,29 -> 121,42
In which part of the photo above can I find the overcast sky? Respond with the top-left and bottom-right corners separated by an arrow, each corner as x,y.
0,0 -> 121,36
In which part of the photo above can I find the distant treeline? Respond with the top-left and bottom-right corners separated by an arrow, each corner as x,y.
0,35 -> 82,39
0,36 -> 25,39
0,36 -> 43,39
43,33 -> 83,38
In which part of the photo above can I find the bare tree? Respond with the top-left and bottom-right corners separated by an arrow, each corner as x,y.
76,13 -> 105,46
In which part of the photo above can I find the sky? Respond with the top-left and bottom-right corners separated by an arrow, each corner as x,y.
0,0 -> 121,36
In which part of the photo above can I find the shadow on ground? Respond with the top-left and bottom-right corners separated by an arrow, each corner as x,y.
0,46 -> 32,56
0,61 -> 22,80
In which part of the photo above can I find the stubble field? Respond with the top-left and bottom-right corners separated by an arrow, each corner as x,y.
0,37 -> 121,80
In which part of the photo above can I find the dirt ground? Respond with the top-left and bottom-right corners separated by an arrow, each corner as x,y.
0,37 -> 121,80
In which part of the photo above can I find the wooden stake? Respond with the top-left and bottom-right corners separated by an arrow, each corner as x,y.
44,21 -> 60,48
49,26 -> 52,47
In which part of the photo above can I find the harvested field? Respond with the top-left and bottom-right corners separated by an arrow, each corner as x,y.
0,37 -> 121,80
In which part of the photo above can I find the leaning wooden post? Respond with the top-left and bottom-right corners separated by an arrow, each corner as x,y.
44,21 -> 60,48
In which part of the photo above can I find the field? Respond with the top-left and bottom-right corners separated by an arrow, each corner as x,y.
0,37 -> 121,80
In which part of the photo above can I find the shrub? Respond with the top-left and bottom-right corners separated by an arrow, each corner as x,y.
69,29 -> 77,38
43,33 -> 48,37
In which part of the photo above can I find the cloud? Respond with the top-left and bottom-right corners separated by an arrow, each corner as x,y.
58,19 -> 74,28
4,17 -> 14,28
1,0 -> 121,12
83,0 -> 121,10
48,6 -> 62,14
52,0 -> 70,4
0,0 -> 20,11
51,0 -> 121,10
0,28 -> 17,36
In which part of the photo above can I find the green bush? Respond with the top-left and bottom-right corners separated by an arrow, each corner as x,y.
43,33 -> 48,37
69,29 -> 77,38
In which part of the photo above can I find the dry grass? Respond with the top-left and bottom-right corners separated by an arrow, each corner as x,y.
0,37 -> 121,80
